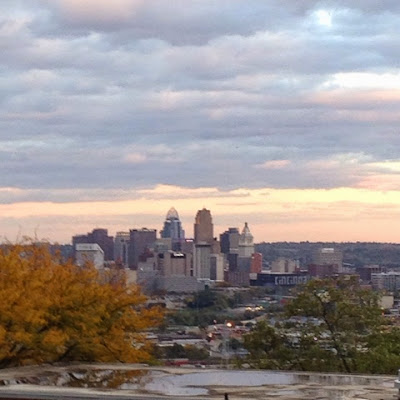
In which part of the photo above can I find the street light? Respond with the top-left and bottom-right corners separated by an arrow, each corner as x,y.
222,321 -> 233,369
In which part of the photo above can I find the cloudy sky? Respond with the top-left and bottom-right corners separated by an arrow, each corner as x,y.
2,0 -> 400,243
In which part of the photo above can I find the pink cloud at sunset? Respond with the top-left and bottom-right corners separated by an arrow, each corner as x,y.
2,185 -> 400,244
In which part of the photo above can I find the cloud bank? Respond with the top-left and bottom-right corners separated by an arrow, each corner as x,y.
1,1 -> 400,241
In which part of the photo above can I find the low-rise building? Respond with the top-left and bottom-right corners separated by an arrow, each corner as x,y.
271,257 -> 297,274
371,272 -> 400,291
75,243 -> 104,269
312,248 -> 343,271
251,272 -> 311,288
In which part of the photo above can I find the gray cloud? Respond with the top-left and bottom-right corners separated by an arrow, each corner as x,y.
1,1 -> 400,200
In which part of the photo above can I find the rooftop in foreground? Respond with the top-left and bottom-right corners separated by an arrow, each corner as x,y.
0,363 -> 395,400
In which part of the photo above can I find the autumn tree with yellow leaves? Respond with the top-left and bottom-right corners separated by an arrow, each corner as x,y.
0,243 -> 162,368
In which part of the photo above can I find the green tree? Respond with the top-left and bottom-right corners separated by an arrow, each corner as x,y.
162,343 -> 209,361
186,288 -> 229,310
184,344 -> 209,361
186,289 -> 217,309
244,277 -> 399,373
358,327 -> 400,374
163,343 -> 187,359
243,321 -> 295,370
285,277 -> 382,373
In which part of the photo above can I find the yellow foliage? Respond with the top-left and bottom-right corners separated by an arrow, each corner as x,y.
0,243 -> 162,367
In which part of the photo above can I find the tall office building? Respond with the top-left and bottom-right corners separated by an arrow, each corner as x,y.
72,228 -> 114,261
160,207 -> 185,250
210,253 -> 225,281
128,228 -> 157,268
194,242 -> 212,279
194,208 -> 213,244
238,222 -> 254,258
158,251 -> 192,277
250,252 -> 263,274
220,227 -> 240,255
228,222 -> 255,286
193,208 -> 213,280
114,232 -> 130,267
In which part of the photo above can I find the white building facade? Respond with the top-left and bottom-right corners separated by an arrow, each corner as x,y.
75,243 -> 104,269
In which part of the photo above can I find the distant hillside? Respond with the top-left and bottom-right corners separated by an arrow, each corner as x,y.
255,242 -> 400,268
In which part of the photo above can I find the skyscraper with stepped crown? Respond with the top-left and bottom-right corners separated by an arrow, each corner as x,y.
194,208 -> 213,244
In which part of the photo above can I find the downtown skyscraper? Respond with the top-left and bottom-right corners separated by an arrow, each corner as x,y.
160,207 -> 185,250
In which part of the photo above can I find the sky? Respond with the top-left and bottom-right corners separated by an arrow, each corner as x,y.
2,0 -> 400,244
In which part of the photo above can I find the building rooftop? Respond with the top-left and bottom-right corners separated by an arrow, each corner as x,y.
75,243 -> 103,253
0,364 -> 395,399
166,207 -> 180,220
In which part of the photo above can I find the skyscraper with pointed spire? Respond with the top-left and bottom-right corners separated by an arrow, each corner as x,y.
238,222 -> 255,258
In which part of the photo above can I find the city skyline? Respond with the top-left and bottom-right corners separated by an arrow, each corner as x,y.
2,1 -> 400,243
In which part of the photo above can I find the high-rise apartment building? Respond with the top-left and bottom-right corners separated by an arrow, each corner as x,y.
194,208 -> 213,244
160,207 -> 185,250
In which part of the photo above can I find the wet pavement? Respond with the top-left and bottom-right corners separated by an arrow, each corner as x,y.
0,364 -> 395,399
